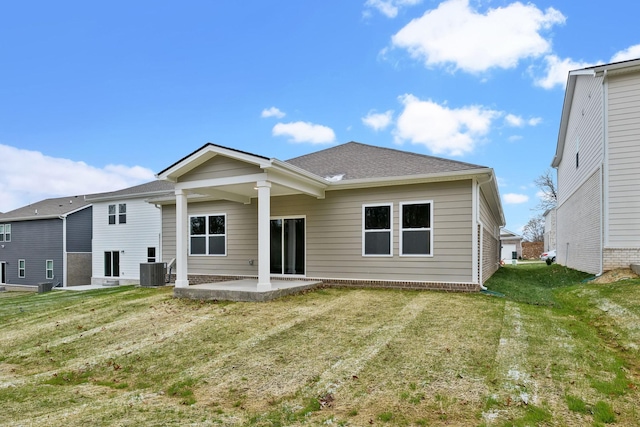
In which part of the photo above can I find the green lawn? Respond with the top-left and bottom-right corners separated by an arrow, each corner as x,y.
0,264 -> 638,426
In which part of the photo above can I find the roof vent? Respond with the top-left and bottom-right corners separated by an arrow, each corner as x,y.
325,174 -> 345,182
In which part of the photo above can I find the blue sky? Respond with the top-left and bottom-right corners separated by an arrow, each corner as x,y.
1,0 -> 639,233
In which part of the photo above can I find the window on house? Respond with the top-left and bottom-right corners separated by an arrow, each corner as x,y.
147,247 -> 156,263
400,201 -> 433,256
46,260 -> 54,280
0,224 -> 10,242
190,214 -> 226,256
108,205 -> 116,224
18,259 -> 25,278
363,204 -> 392,256
104,251 -> 120,277
119,204 -> 127,224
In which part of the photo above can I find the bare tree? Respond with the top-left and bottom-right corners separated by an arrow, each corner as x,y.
522,215 -> 545,242
533,169 -> 558,212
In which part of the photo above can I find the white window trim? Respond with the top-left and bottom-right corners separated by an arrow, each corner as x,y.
0,224 -> 9,242
189,213 -> 227,256
18,259 -> 25,278
118,203 -> 127,224
400,200 -> 434,257
362,203 -> 393,257
45,260 -> 54,280
108,205 -> 116,225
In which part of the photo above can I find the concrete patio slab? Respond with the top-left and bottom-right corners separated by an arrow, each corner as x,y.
173,279 -> 322,302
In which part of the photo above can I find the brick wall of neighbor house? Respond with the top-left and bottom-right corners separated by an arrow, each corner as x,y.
603,248 -> 640,270
67,252 -> 92,286
482,226 -> 499,282
522,241 -> 543,259
556,169 -> 602,274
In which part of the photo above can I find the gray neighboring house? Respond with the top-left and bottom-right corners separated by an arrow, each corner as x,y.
0,195 -> 92,288
552,58 -> 640,274
155,141 -> 505,292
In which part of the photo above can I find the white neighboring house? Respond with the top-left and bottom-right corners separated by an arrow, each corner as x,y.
86,181 -> 174,285
543,208 -> 557,252
552,58 -> 640,274
500,228 -> 523,264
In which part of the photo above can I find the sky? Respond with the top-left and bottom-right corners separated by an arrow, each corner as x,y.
1,0 -> 640,233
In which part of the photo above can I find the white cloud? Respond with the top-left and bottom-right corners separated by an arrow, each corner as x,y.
390,0 -> 565,73
503,193 -> 529,204
365,0 -> 422,18
504,114 -> 542,127
535,54 -> 597,89
393,94 -> 499,156
0,144 -> 155,213
362,110 -> 394,131
611,44 -> 640,63
261,107 -> 286,119
508,135 -> 523,142
496,176 -> 507,187
272,121 -> 336,144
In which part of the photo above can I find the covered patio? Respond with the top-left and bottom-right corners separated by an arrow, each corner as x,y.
172,278 -> 323,302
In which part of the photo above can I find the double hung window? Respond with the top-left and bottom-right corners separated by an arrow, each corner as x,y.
190,214 -> 226,256
18,259 -> 25,278
46,260 -> 54,280
108,204 -> 127,224
363,204 -> 392,256
400,201 -> 432,256
0,224 -> 10,242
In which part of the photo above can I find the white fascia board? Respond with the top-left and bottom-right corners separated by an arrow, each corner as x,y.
326,168 -> 492,190
266,169 -> 326,199
552,74 -> 579,168
270,159 -> 329,185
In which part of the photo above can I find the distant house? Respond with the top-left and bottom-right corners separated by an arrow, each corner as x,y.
0,196 -> 92,287
552,58 -> 640,274
543,208 -> 557,252
500,228 -> 523,262
85,181 -> 174,285
154,141 -> 505,291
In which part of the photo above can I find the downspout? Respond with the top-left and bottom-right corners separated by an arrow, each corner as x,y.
476,173 -> 495,291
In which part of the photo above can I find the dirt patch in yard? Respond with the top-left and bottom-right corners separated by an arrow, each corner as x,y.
592,268 -> 639,284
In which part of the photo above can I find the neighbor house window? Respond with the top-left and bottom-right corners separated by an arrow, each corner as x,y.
46,260 -> 54,280
190,214 -> 226,256
363,204 -> 392,256
119,204 -> 127,224
108,204 -> 126,224
18,259 -> 25,278
400,201 -> 433,256
147,247 -> 156,263
0,224 -> 10,242
104,251 -> 120,277
108,205 -> 116,224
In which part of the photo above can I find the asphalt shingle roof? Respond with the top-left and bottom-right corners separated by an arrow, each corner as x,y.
285,141 -> 487,181
85,180 -> 174,201
0,195 -> 91,220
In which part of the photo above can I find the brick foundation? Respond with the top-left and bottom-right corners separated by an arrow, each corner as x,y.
167,274 -> 481,293
603,248 -> 640,271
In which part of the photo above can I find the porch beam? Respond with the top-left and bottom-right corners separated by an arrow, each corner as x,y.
267,170 -> 326,199
193,187 -> 251,204
256,181 -> 272,291
175,173 -> 269,191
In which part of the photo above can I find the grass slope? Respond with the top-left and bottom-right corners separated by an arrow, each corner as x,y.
0,265 -> 638,426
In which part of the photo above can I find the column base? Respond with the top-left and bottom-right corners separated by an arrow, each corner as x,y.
256,282 -> 272,292
175,279 -> 190,288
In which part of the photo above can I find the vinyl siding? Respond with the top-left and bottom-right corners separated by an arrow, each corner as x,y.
606,72 -> 640,246
92,199 -> 162,283
556,168 -> 602,274
0,219 -> 63,285
179,155 -> 263,182
163,180 -> 475,283
66,206 -> 92,253
479,189 -> 501,281
557,74 -> 604,206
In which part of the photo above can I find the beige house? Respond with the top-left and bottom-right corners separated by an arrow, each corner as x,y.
155,142 -> 505,292
552,58 -> 640,274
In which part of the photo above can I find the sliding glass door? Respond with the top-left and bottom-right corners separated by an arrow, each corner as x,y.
270,217 -> 305,275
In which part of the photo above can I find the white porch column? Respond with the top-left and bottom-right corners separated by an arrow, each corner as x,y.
175,189 -> 189,288
256,181 -> 272,291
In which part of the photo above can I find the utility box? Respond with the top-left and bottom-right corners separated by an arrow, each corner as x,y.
140,263 -> 166,287
38,282 -> 54,293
